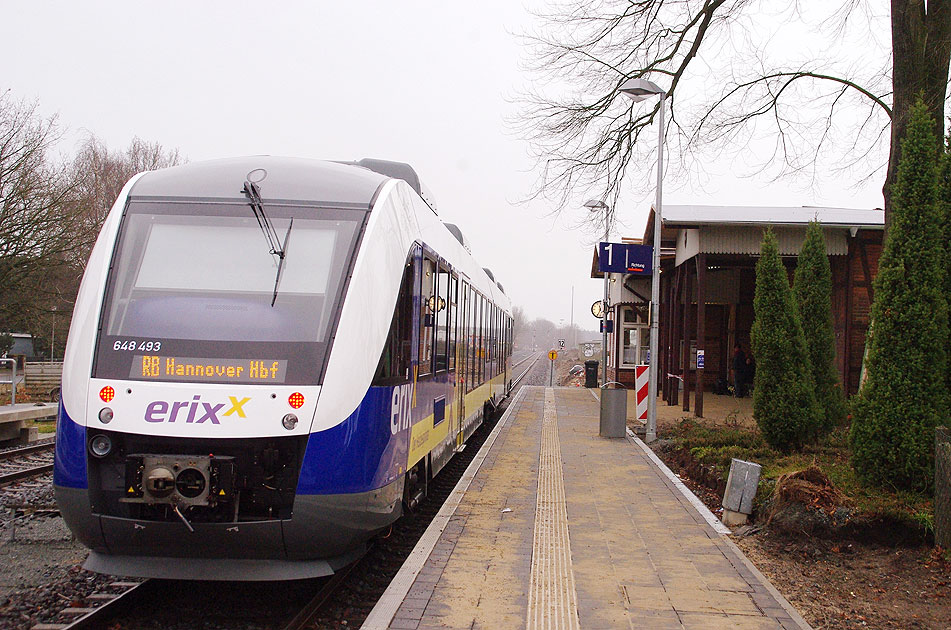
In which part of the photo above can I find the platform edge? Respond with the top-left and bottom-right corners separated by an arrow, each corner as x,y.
360,386 -> 531,630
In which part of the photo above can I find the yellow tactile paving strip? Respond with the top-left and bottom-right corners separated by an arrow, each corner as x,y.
378,386 -> 811,630
525,389 -> 581,630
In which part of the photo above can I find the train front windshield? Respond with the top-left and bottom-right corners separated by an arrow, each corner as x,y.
93,200 -> 365,386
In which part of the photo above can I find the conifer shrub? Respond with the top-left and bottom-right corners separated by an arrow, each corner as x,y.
793,220 -> 848,433
751,228 -> 822,451
941,133 -> 951,396
850,99 -> 949,492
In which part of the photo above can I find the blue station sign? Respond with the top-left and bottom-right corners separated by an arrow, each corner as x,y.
598,242 -> 653,275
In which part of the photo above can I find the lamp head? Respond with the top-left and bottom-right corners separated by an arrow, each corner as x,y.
619,78 -> 665,102
583,199 -> 609,212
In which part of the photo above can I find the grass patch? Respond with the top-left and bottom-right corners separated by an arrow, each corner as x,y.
662,419 -> 933,528
30,418 -> 56,434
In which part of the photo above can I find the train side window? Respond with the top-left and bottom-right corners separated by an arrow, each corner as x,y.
458,281 -> 467,386
419,257 -> 435,376
487,303 -> 494,377
468,287 -> 477,392
372,257 -> 414,385
448,274 -> 458,372
473,294 -> 481,387
480,295 -> 487,384
435,265 -> 451,372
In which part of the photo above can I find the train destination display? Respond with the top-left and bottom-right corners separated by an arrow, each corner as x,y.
132,355 -> 288,383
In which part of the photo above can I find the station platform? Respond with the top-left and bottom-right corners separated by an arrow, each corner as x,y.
362,386 -> 812,630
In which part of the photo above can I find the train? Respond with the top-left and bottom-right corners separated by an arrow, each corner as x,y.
54,156 -> 513,580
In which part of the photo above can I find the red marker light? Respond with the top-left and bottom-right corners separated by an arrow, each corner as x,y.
99,386 -> 115,403
288,392 -> 305,409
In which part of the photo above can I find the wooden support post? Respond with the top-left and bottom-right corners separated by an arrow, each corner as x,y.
695,254 -> 706,418
660,276 -> 674,402
682,264 -> 692,413
844,237 -> 855,394
670,264 -> 682,406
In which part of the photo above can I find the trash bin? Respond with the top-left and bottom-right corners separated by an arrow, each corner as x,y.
584,360 -> 599,388
600,387 -> 627,438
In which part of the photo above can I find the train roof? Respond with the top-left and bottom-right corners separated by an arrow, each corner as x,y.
129,156 -> 389,207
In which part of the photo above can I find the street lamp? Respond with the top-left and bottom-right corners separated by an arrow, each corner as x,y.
619,77 -> 666,443
584,199 -> 610,388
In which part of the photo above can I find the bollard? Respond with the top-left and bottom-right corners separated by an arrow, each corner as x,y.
937,427 -> 951,549
722,458 -> 762,527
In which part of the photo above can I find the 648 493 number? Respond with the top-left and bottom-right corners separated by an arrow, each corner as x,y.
113,340 -> 162,352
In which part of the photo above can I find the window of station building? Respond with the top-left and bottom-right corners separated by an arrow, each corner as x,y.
419,257 -> 436,376
373,257 -> 414,384
620,306 -> 650,367
434,265 -> 451,372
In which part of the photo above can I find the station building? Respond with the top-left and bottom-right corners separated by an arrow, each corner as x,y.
591,205 -> 885,417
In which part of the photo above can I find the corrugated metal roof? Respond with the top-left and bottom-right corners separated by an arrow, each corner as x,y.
701,225 -> 849,256
661,205 -> 884,227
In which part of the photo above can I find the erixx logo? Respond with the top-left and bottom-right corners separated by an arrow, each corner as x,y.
145,395 -> 251,424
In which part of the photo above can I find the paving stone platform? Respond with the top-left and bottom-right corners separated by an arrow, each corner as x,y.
363,386 -> 812,630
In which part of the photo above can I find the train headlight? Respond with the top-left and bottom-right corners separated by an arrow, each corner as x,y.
282,413 -> 298,430
89,434 -> 113,458
98,407 -> 114,424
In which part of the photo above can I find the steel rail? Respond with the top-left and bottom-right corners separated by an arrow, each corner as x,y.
282,552 -> 368,630
0,462 -> 54,486
0,440 -> 55,461
57,580 -> 154,629
512,352 -> 537,370
511,354 -> 540,390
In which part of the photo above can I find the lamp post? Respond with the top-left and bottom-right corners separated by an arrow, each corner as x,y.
619,78 -> 666,443
50,305 -> 57,363
584,199 -> 610,388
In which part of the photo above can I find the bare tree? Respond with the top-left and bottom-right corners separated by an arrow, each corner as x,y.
68,134 -> 181,267
519,1 -> 951,226
0,93 -> 82,328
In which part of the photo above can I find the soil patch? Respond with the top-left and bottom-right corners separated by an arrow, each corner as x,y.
650,443 -> 951,629
735,532 -> 951,630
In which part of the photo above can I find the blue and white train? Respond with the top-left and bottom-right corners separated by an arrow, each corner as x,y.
54,157 -> 513,580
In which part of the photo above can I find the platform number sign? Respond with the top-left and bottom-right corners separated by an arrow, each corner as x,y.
598,242 -> 653,275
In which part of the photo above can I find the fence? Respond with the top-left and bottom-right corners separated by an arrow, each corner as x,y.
0,358 -> 16,405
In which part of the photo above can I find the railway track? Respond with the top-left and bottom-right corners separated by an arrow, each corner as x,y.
0,439 -> 55,486
33,359 -> 552,630
511,352 -> 541,389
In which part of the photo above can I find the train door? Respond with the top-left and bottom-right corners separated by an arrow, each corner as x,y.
455,279 -> 468,447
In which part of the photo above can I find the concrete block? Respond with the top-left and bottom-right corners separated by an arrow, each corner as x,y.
722,458 -> 761,515
721,509 -> 748,527
19,425 -> 38,444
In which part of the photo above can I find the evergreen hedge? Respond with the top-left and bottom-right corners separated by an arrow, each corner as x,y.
941,133 -> 951,397
850,99 -> 949,492
752,228 -> 822,451
793,220 -> 848,433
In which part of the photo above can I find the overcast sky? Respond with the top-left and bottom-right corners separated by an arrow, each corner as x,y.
3,1 -> 885,332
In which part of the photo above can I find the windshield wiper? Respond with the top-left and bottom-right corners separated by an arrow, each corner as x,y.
271,218 -> 293,306
241,178 -> 293,306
